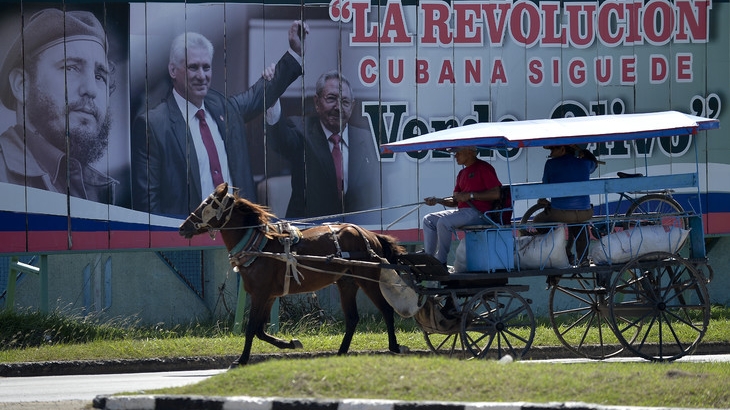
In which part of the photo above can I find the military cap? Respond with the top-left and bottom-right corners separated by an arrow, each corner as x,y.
0,8 -> 107,109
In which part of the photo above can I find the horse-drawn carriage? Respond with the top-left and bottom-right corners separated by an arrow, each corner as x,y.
382,110 -> 719,363
180,111 -> 719,366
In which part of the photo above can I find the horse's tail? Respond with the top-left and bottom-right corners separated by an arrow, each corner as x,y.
375,233 -> 405,263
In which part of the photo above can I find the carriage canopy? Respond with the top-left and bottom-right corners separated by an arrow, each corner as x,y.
380,111 -> 719,153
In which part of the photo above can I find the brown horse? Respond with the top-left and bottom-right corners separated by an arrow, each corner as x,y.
179,183 -> 408,367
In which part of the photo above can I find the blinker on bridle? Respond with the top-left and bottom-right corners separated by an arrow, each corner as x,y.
190,193 -> 236,237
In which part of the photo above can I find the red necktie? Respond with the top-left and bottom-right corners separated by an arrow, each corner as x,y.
195,109 -> 224,187
329,133 -> 343,194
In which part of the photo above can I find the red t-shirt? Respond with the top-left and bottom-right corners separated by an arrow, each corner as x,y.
454,159 -> 501,212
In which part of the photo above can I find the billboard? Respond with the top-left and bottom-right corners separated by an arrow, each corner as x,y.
0,0 -> 726,254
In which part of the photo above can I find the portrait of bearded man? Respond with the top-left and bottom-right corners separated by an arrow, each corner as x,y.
0,8 -> 118,204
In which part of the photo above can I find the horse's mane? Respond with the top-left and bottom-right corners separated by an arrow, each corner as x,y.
232,194 -> 286,238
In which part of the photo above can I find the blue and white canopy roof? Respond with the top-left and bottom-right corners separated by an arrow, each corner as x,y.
380,111 -> 719,154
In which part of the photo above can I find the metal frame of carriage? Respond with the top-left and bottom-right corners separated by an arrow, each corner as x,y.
380,111 -> 720,362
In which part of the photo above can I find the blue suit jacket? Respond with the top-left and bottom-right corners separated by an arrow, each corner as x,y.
131,52 -> 302,216
269,115 -> 382,223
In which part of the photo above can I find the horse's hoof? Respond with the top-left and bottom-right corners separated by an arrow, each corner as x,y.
228,361 -> 243,370
393,345 -> 409,354
291,339 -> 303,349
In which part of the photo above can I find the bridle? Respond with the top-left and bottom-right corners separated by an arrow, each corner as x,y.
188,193 -> 237,237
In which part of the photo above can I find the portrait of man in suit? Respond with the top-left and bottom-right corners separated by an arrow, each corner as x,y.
266,70 -> 381,221
131,21 -> 306,216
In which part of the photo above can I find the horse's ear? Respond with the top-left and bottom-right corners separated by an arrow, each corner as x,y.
215,182 -> 228,196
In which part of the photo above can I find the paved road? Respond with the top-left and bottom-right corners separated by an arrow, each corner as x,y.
0,369 -> 224,409
1,354 -> 728,410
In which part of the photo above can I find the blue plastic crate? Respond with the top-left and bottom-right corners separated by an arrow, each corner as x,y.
465,229 -> 514,272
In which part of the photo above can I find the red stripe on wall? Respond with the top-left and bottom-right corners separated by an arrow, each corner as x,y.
28,231 -> 68,252
705,212 -> 730,235
110,231 -> 151,249
70,231 -> 110,250
1,232 -> 27,253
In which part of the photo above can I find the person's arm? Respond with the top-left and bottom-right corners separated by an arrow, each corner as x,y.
287,20 -> 307,58
424,196 -> 457,207
267,115 -> 305,159
577,148 -> 599,173
456,186 -> 501,203
423,187 -> 499,207
229,21 -> 306,123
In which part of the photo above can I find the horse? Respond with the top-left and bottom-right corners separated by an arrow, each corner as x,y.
179,183 -> 409,367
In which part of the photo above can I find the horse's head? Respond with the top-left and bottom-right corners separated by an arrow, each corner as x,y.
179,183 -> 237,239
179,182 -> 278,239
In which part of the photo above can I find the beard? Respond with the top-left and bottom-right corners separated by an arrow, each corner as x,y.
68,108 -> 111,166
26,84 -> 111,166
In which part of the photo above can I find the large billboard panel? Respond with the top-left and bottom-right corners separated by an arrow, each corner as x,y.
0,0 -> 726,253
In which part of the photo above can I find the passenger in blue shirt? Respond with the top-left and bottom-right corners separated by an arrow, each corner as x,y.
532,145 -> 598,265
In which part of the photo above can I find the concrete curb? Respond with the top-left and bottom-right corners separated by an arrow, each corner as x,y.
91,395 -> 716,410
4,342 -> 730,377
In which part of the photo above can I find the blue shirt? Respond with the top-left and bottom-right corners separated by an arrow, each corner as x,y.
542,154 -> 596,210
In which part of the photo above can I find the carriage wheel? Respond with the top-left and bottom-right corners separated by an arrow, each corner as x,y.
519,203 -> 547,235
420,294 -> 471,359
608,251 -> 710,362
548,271 -> 630,359
624,194 -> 688,231
460,287 -> 535,360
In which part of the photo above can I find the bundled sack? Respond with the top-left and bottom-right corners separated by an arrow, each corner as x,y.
413,296 -> 460,334
515,225 -> 570,269
379,268 -> 420,318
589,225 -> 690,265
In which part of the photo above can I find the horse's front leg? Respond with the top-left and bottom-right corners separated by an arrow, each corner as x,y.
233,309 -> 258,368
233,296 -> 303,368
254,297 -> 304,350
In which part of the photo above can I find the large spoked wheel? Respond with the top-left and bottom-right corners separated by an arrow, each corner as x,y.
519,203 -> 547,236
419,295 -> 471,359
460,287 -> 535,360
625,194 -> 688,230
608,251 -> 710,362
548,271 -> 631,360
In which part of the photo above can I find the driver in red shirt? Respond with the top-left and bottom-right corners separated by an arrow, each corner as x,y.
422,146 -> 503,266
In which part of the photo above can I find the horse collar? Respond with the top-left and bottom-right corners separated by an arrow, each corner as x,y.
229,228 -> 268,268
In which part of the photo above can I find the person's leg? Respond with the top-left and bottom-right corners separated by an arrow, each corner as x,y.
434,208 -> 482,264
571,208 -> 594,263
547,208 -> 593,264
532,208 -> 554,235
424,209 -> 459,257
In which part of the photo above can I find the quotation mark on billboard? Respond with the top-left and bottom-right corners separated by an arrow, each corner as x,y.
329,0 -> 353,22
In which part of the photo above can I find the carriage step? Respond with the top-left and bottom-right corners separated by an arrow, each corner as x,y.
397,252 -> 450,278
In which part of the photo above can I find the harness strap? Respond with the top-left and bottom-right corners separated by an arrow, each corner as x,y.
345,223 -> 379,260
229,223 -> 384,296
327,224 -> 344,257
282,235 -> 301,296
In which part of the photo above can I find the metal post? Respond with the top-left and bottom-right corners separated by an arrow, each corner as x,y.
5,257 -> 19,311
270,298 -> 280,334
39,255 -> 48,313
5,256 -> 44,312
232,278 -> 246,335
